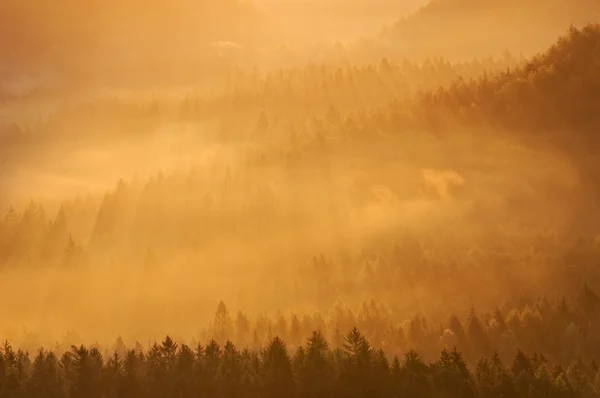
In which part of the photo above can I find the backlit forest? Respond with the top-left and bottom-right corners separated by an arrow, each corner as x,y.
1,0 -> 600,396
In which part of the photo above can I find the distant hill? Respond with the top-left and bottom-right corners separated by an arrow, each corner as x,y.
255,0 -> 427,44
381,0 -> 600,59
0,0 -> 268,83
422,23 -> 600,137
411,24 -> 600,200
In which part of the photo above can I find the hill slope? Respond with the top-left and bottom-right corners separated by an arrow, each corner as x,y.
381,0 -> 600,59
409,24 -> 600,217
0,0 -> 267,83
256,0 -> 427,44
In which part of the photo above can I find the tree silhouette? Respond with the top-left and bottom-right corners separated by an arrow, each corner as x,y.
214,302 -> 234,345
262,337 -> 294,398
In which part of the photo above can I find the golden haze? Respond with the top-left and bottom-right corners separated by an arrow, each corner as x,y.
0,0 -> 600,358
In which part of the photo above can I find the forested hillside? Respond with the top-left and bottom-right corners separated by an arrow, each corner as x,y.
381,0 -> 600,59
1,26 -> 600,344
0,52 -> 517,209
409,24 -> 600,207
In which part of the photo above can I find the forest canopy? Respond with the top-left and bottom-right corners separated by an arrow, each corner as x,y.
381,0 -> 600,59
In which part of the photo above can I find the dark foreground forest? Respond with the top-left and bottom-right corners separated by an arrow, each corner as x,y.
2,324 -> 600,398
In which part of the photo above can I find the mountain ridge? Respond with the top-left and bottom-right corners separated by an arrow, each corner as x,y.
381,0 -> 600,59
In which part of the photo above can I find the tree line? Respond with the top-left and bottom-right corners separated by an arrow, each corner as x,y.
1,156 -> 596,310
1,52 -> 516,139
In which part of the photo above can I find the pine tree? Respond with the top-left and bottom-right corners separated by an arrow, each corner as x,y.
262,337 -> 294,398
214,302 -> 234,345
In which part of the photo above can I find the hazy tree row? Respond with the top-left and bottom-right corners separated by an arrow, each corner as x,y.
181,54 -> 518,114
4,274 -> 600,369
189,285 -> 600,367
6,25 -> 593,182
5,25 -> 595,155
1,150 -> 596,304
1,100 -> 598,328
0,52 -> 517,146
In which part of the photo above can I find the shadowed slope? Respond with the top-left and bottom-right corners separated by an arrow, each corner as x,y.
381,0 -> 600,59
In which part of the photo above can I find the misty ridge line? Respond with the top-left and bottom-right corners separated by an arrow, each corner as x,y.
0,49 -> 520,214
2,283 -> 600,365
1,0 -> 596,83
0,52 -> 519,146
1,287 -> 600,398
2,24 -> 599,215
